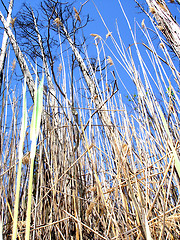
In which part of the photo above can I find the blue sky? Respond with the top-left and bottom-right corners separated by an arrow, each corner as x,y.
0,0 -> 139,100
1,0 -> 180,109
1,0 -> 180,164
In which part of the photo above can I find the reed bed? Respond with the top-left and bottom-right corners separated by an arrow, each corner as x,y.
0,2 -> 180,239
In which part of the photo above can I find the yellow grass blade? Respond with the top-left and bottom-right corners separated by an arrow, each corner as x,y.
12,79 -> 27,240
25,76 -> 43,240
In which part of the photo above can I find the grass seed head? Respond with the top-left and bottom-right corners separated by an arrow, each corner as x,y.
157,25 -> 164,31
106,31 -> 112,38
11,17 -> 16,29
73,7 -> 81,22
141,19 -> 145,28
58,63 -> 62,75
107,56 -> 114,66
54,17 -> 61,26
11,58 -> 16,71
149,7 -> 156,14
159,42 -> 165,49
90,33 -> 101,40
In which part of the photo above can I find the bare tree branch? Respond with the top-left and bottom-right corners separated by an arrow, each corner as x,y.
0,10 -> 35,99
55,15 -> 123,156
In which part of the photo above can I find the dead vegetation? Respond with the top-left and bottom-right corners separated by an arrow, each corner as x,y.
0,0 -> 180,239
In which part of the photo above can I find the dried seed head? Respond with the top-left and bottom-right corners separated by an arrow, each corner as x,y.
11,58 -> 16,71
141,19 -> 145,29
73,7 -> 81,22
107,56 -> 114,66
58,63 -> 62,74
149,7 -> 156,14
157,25 -> 163,31
106,82 -> 110,92
122,143 -> 130,156
159,42 -> 165,49
106,31 -> 112,39
54,18 -> 61,26
90,33 -> 101,40
10,17 -> 16,29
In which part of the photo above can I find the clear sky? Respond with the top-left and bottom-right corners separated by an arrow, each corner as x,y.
0,0 -> 140,101
9,0 -> 140,46
1,0 -> 180,108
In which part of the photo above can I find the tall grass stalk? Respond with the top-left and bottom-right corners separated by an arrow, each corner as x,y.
1,2 -> 180,239
25,76 -> 44,240
158,104 -> 180,178
0,215 -> 2,240
12,79 -> 27,240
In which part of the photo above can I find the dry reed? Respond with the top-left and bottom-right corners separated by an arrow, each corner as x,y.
0,1 -> 180,239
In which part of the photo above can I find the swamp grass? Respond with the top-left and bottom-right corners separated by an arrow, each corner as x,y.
1,3 -> 180,240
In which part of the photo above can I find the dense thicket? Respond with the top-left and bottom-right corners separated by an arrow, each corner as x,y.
0,0 -> 180,239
